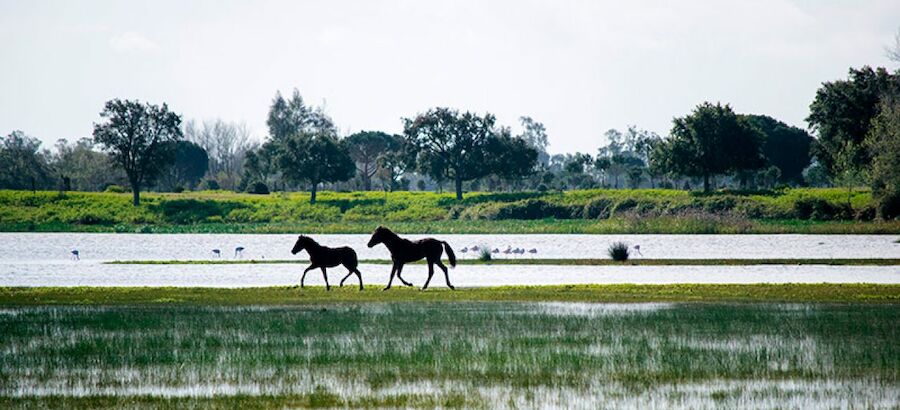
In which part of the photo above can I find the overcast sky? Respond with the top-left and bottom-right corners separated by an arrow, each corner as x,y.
2,0 -> 898,154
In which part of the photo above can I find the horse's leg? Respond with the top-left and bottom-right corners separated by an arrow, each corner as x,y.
422,262 -> 435,290
354,269 -> 364,290
383,264 -> 398,291
436,261 -> 455,290
339,271 -> 354,287
321,267 -> 330,291
396,264 -> 413,287
301,265 -> 316,288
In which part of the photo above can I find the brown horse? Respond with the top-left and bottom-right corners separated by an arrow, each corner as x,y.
291,235 -> 363,290
367,226 -> 456,290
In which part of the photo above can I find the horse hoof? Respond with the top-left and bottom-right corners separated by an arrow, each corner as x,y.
382,287 -> 390,291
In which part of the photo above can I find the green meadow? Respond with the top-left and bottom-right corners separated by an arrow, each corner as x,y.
2,188 -> 897,234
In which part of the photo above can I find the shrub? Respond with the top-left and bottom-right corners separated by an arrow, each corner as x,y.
583,198 -> 613,219
203,179 -> 220,190
104,185 -> 126,193
608,241 -> 630,262
247,181 -> 269,195
793,197 -> 851,220
478,247 -> 492,261
611,199 -> 638,216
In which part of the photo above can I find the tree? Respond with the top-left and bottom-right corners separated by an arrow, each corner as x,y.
403,107 -> 504,200
52,138 -> 122,191
0,130 -> 51,191
265,89 -> 353,203
160,140 -> 209,191
240,142 -> 278,191
654,102 -> 765,192
375,139 -> 415,192
806,67 -> 900,177
343,131 -> 403,190
483,132 -> 539,184
93,99 -> 183,205
517,116 -> 550,166
887,28 -> 900,62
742,114 -> 814,184
184,119 -> 253,190
277,132 -> 354,203
866,97 -> 900,218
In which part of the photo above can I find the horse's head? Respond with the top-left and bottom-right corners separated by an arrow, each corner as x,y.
291,235 -> 309,255
367,226 -> 388,248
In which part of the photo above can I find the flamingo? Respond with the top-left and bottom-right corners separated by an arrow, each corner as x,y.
502,246 -> 512,255
634,244 -> 643,256
528,248 -> 537,255
212,249 -> 221,258
235,246 -> 245,258
460,246 -> 469,253
70,249 -> 79,260
492,248 -> 500,254
471,246 -> 480,252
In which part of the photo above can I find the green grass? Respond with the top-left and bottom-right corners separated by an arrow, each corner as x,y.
1,188 -> 896,234
105,258 -> 900,266
2,284 -> 899,305
1,301 -> 897,408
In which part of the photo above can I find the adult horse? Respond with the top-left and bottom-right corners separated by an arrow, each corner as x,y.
291,235 -> 363,290
367,226 -> 456,290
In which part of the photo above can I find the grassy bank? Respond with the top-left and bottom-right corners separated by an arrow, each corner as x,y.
1,301 -> 897,408
2,188 -> 897,234
2,284 -> 898,305
106,258 -> 900,266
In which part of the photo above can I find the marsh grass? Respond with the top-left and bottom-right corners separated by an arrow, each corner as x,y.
0,302 -> 897,408
2,284 -> 899,306
608,242 -> 630,262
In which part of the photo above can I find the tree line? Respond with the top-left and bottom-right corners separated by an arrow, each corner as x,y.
1,64 -> 898,216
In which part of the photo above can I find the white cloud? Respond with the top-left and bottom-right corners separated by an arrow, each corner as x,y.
108,32 -> 159,52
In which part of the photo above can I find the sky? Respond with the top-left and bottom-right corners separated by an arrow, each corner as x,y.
1,0 -> 899,155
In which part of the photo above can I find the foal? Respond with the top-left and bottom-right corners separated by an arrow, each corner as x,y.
291,235 -> 363,290
367,226 -> 457,290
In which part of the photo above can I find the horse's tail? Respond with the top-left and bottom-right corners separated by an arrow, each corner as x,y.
442,241 -> 456,268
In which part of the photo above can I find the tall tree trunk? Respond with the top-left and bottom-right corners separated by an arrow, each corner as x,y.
131,180 -> 141,206
455,176 -> 463,200
310,182 -> 317,204
703,173 -> 710,193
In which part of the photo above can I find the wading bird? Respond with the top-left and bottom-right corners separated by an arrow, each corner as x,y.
70,249 -> 79,260
234,246 -> 244,258
212,249 -> 221,258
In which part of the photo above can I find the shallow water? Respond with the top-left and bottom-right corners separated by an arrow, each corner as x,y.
1,233 -> 898,287
2,303 -> 897,408
1,232 -> 898,262
1,261 -> 897,287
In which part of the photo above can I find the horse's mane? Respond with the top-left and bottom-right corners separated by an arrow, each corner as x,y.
298,235 -> 322,249
376,226 -> 400,241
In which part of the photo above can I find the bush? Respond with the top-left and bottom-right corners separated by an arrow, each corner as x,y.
608,241 -> 630,262
104,185 -> 126,193
793,197 -> 844,220
247,181 -> 269,195
583,198 -> 613,219
478,247 -> 492,261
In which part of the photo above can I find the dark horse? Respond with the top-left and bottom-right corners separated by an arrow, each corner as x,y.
367,226 -> 456,290
291,235 -> 363,290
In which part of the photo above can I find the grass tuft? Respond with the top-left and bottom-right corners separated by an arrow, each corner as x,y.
608,241 -> 630,262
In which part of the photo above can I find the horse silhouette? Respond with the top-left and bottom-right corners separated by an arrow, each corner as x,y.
367,226 -> 456,290
291,235 -> 363,290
